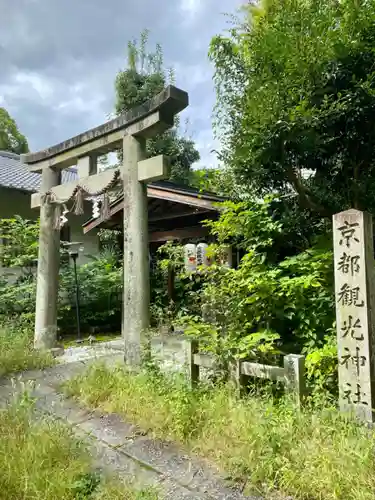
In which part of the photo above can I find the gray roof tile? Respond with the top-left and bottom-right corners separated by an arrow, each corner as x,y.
0,151 -> 77,192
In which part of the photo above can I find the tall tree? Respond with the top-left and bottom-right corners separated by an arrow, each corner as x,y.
115,31 -> 200,185
189,166 -> 243,198
210,0 -> 375,216
0,108 -> 28,154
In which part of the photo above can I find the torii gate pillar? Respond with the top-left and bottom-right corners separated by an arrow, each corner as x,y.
34,167 -> 61,349
122,135 -> 148,365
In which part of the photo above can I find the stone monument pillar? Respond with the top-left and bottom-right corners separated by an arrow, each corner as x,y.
333,209 -> 375,422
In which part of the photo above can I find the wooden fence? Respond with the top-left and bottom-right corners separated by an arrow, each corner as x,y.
184,339 -> 306,405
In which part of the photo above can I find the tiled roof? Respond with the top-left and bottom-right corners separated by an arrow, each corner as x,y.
0,151 -> 77,192
151,180 -> 226,202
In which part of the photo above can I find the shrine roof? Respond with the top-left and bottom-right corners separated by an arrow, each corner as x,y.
0,151 -> 77,193
149,180 -> 226,203
83,181 -> 226,235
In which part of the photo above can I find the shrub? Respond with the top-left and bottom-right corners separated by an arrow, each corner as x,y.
58,250 -> 122,334
166,201 -> 336,392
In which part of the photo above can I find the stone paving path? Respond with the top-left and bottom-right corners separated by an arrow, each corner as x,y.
0,341 -> 276,500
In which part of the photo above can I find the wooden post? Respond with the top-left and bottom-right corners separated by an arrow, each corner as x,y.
122,135 -> 149,366
231,359 -> 247,396
34,168 -> 61,350
333,209 -> 375,423
184,339 -> 199,387
283,354 -> 306,406
167,264 -> 175,303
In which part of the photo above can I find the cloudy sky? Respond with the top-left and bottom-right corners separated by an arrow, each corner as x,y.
0,0 -> 242,168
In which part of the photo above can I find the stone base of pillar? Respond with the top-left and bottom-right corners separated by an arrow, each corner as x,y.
50,346 -> 65,358
34,325 -> 59,351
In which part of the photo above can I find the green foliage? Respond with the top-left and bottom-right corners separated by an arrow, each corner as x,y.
0,394 -> 90,499
150,241 -> 200,327
0,321 -> 54,377
205,197 -> 282,255
67,363 -> 375,500
71,472 -> 101,499
186,243 -> 334,359
0,217 -> 39,318
210,0 -> 375,215
115,31 -> 165,114
305,333 -> 338,401
170,201 -> 335,387
0,216 -> 39,278
0,107 -> 28,154
115,30 -> 200,184
98,228 -> 122,253
59,252 -> 122,333
0,278 -> 36,317
147,129 -> 200,185
0,217 -> 122,334
148,199 -> 336,392
189,167 -> 242,198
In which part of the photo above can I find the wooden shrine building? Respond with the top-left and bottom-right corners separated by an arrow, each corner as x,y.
82,180 -> 226,245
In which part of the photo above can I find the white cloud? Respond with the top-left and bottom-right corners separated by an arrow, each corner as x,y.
193,128 -> 220,170
0,0 -> 241,156
180,0 -> 202,16
174,62 -> 212,90
14,72 -> 54,100
0,71 -> 57,107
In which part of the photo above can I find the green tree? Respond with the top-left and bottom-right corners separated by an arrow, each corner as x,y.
189,167 -> 241,198
115,31 -> 200,185
0,108 -> 28,154
0,216 -> 38,278
210,0 -> 375,216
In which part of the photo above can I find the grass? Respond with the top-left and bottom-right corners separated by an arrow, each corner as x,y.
62,333 -> 121,348
65,363 -> 375,500
0,323 -> 54,377
0,390 -> 158,500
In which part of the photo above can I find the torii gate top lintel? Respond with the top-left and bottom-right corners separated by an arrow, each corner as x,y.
21,85 -> 188,172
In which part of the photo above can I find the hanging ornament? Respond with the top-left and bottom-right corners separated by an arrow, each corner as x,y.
92,198 -> 100,219
72,187 -> 84,215
60,204 -> 69,227
101,193 -> 111,220
54,204 -> 69,230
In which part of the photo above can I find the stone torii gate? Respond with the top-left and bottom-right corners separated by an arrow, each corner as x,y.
22,86 -> 188,365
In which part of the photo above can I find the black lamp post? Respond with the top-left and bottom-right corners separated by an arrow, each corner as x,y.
63,242 -> 83,343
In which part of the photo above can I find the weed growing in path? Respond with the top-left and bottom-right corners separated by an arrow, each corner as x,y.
0,323 -> 54,377
0,390 -> 158,499
65,363 -> 375,500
